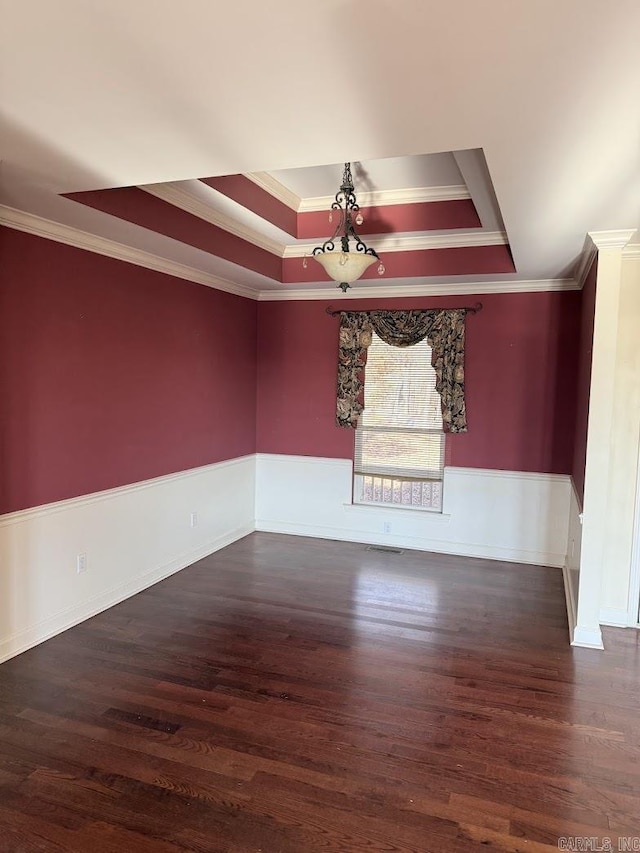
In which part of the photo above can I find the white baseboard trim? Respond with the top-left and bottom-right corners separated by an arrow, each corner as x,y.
0,524 -> 252,665
572,624 -> 604,649
255,519 -> 564,567
562,564 -> 578,644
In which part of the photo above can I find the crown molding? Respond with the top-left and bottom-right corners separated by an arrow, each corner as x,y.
283,230 -> 508,259
587,229 -> 636,250
141,182 -> 501,260
257,278 -> 579,301
298,184 -> 470,212
623,243 -> 640,259
244,171 -> 301,211
141,183 -> 285,256
573,237 -> 598,289
243,172 -> 470,213
0,205 -> 582,305
573,230 -> 638,287
0,205 -> 259,300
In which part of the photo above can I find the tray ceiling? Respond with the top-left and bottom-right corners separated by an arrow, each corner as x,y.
1,0 -> 638,297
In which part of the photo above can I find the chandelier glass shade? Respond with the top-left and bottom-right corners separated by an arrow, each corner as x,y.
310,162 -> 385,292
313,250 -> 378,284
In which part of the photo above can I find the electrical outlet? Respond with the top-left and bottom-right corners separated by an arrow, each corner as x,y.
76,553 -> 87,574
383,522 -> 391,534
190,511 -> 198,528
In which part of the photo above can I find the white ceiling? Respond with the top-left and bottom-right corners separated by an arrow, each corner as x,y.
1,0 -> 638,288
270,153 -> 465,198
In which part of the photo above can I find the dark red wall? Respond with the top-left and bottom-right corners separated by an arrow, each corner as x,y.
257,292 -> 581,474
257,300 -> 355,460
0,227 -> 257,514
571,258 -> 597,505
201,175 -> 298,238
65,188 -> 282,281
0,225 -> 586,514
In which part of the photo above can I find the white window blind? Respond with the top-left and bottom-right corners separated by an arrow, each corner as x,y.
354,332 -> 445,483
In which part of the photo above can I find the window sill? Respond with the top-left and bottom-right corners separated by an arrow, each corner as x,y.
342,502 -> 452,523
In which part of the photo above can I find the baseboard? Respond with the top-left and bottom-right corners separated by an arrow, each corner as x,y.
254,519 -> 565,567
0,523 -> 253,665
572,624 -> 604,649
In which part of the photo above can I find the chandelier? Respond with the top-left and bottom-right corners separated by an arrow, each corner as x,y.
306,162 -> 385,292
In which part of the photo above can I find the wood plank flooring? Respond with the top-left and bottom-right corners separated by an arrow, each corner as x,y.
0,532 -> 639,852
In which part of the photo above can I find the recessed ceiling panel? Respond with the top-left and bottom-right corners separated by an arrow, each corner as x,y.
270,152 -> 466,198
62,148 -> 515,288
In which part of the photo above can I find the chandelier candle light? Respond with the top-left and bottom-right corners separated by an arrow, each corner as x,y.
307,162 -> 385,292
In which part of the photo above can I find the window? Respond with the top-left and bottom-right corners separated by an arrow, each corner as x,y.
354,332 -> 444,511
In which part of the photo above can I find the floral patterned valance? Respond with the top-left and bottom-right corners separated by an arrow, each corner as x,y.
336,309 -> 468,433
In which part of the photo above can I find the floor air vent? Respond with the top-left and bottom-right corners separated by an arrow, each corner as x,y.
366,545 -> 404,555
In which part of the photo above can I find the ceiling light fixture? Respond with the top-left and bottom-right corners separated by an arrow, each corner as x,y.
305,162 -> 385,292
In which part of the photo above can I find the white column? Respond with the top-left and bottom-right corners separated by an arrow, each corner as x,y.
573,230 -> 635,648
600,250 -> 640,626
628,417 -> 640,628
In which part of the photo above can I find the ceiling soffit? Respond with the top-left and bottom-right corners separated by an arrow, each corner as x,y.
64,150 -> 516,287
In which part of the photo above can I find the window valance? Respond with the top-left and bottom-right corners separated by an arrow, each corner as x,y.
336,309 -> 468,433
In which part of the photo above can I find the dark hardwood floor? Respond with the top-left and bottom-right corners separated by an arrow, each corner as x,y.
0,532 -> 639,852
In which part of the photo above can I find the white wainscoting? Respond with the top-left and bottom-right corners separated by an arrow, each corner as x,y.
255,454 -> 571,567
1,453 -> 578,664
0,456 -> 255,664
563,480 -> 582,644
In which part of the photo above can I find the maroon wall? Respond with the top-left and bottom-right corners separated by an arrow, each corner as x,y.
0,228 -> 257,514
201,175 -> 298,238
65,188 -> 282,281
0,225 -> 586,514
571,258 -> 597,505
257,292 -> 581,474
